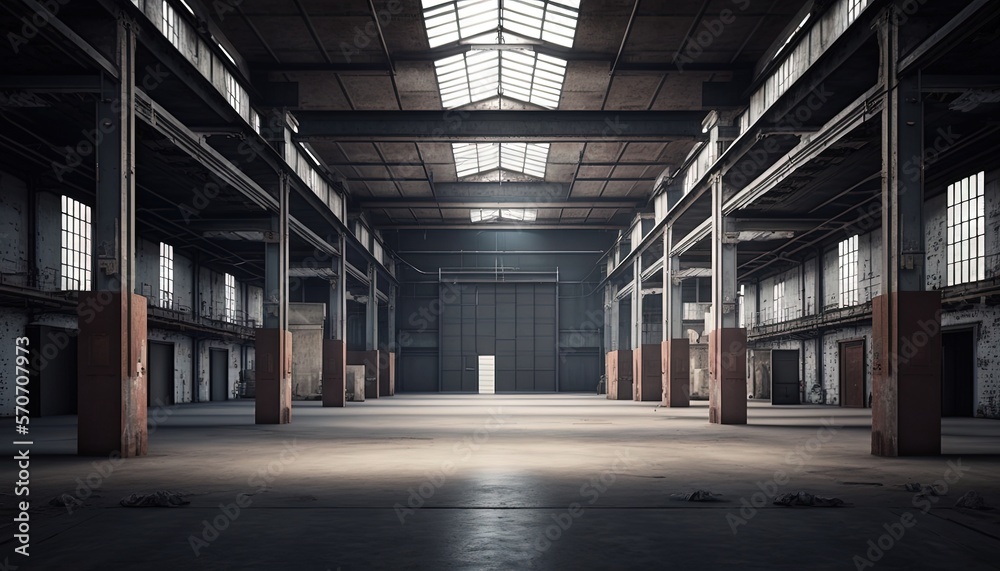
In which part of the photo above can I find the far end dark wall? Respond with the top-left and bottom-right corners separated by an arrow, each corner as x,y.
384,229 -> 615,393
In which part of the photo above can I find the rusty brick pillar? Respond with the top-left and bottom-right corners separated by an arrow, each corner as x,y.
871,7 -> 941,456
323,233 -> 347,407
78,15 -> 147,457
256,173 -> 292,424
663,225 -> 690,407
708,174 -> 747,424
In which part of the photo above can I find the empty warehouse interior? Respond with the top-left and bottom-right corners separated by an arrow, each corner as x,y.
2,0 -> 1000,568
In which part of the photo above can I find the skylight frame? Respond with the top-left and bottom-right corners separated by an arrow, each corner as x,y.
421,0 -> 581,49
453,143 -> 550,179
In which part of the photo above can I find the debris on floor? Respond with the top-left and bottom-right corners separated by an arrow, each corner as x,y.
49,495 -> 84,508
119,491 -> 190,508
670,489 -> 721,502
773,491 -> 845,507
955,491 -> 991,510
904,482 -> 946,497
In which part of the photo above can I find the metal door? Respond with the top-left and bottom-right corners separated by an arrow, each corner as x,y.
771,349 -> 800,405
839,340 -> 865,408
210,348 -> 228,401
148,341 -> 174,407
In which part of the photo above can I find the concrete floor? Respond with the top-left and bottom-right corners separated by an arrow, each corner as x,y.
2,395 -> 999,570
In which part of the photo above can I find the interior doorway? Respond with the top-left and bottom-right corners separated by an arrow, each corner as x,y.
771,350 -> 800,405
839,340 -> 866,408
148,341 -> 175,407
210,348 -> 229,402
941,329 -> 975,417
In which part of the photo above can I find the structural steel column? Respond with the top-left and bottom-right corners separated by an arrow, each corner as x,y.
256,173 -> 292,424
709,174 -> 747,424
366,264 -> 378,351
872,6 -> 941,456
631,256 -> 643,400
78,14 -> 147,457
322,233 -> 347,407
663,226 -> 690,407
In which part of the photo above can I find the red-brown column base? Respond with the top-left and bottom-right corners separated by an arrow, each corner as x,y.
255,328 -> 292,424
378,351 -> 395,397
605,350 -> 633,400
709,328 -> 747,424
663,338 -> 691,407
77,292 -> 148,457
322,339 -> 346,407
633,344 -> 662,401
348,350 -> 380,398
872,292 -> 942,456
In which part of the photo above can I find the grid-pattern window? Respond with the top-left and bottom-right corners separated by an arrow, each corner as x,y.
838,235 -> 860,307
161,1 -> 180,49
773,280 -> 785,322
739,284 -> 746,328
224,273 -> 237,322
225,73 -> 240,111
947,171 -> 986,286
847,0 -> 868,25
159,243 -> 174,309
61,196 -> 92,291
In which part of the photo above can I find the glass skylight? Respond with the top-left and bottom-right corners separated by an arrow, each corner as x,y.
422,0 -> 581,49
424,0 -> 578,179
453,143 -> 549,178
434,48 -> 568,109
471,208 -> 538,223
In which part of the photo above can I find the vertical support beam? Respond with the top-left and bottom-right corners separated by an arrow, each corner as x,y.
366,264 -> 378,351
322,233 -> 347,407
256,173 -> 292,424
631,256 -> 643,400
872,5 -> 941,456
386,282 -> 397,396
78,14 -> 147,457
663,226 -> 690,407
709,174 -> 747,424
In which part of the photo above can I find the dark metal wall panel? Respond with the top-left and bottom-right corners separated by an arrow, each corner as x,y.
210,348 -> 228,402
399,351 -> 438,392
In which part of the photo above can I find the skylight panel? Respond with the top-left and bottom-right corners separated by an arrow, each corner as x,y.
421,0 -> 580,48
452,143 -> 549,178
471,208 -> 538,223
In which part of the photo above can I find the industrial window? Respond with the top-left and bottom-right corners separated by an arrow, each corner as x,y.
947,171 -> 986,286
847,0 -> 868,25
739,284 -> 746,328
161,1 -> 181,49
225,73 -> 240,112
159,243 -> 174,309
433,50 -> 568,109
470,208 -> 537,223
423,1 -> 579,179
453,143 -> 549,178
838,235 -> 859,307
224,273 -> 237,322
422,0 -> 580,49
60,196 -> 92,291
773,280 -> 785,322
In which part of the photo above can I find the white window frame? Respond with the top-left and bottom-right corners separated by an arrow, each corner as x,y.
60,196 -> 92,291
947,171 -> 986,286
838,235 -> 860,307
773,280 -> 786,323
159,242 -> 174,309
161,1 -> 181,49
224,273 -> 237,322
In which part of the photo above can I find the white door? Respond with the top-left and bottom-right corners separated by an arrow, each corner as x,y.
478,355 -> 495,394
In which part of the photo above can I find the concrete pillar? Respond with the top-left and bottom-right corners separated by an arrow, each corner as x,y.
77,16 -> 147,457
631,256 -> 643,400
663,226 -> 690,407
387,285 -> 396,395
872,7 -> 941,456
256,173 -> 292,424
366,264 -> 377,351
709,174 -> 746,424
322,232 -> 347,407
